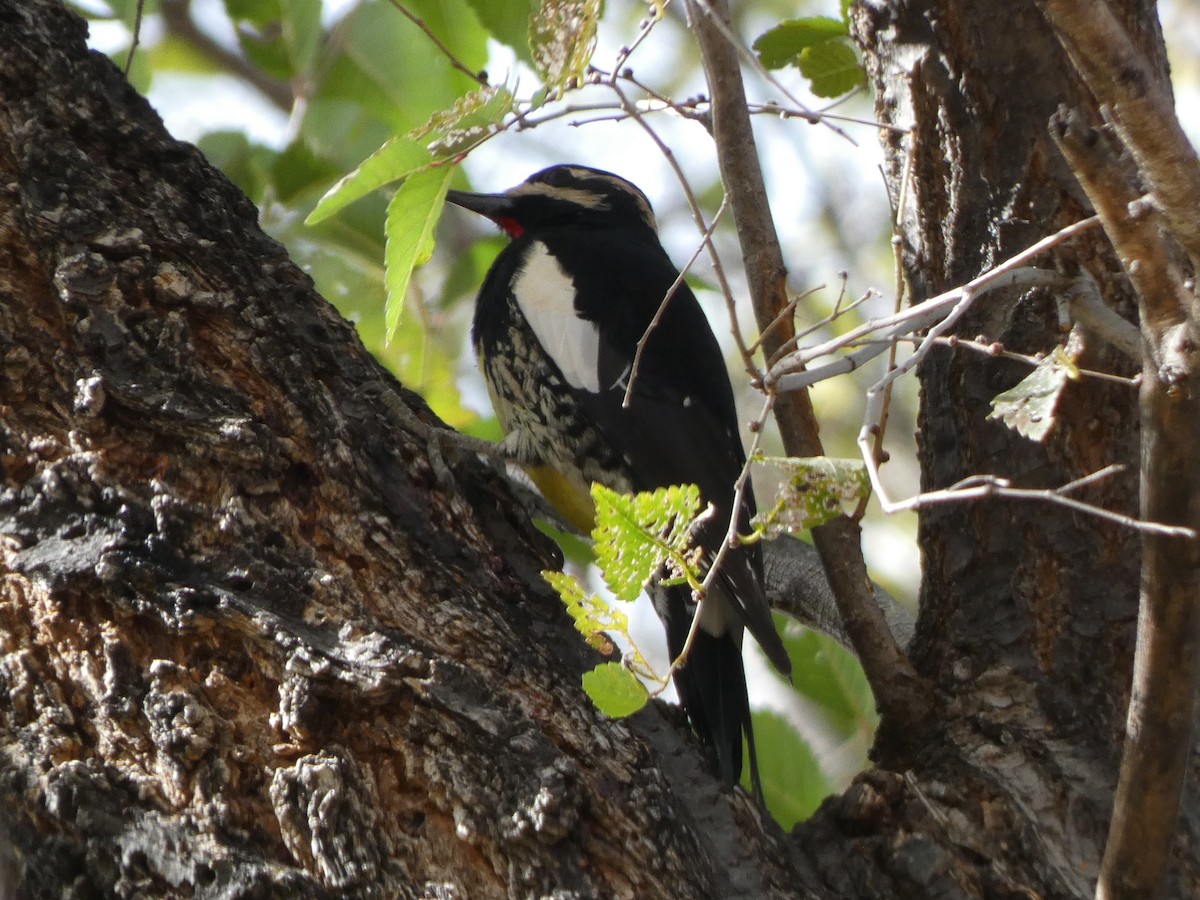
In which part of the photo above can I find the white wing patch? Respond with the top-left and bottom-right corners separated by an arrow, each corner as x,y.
511,241 -> 601,393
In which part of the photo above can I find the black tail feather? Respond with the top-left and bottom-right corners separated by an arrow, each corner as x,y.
661,588 -> 761,800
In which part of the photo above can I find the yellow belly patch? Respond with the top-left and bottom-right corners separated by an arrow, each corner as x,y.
524,465 -> 596,534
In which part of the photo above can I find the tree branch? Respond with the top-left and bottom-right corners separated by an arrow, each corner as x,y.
1039,0 -> 1200,271
1050,100 -> 1200,900
159,0 -> 294,113
682,0 -> 935,750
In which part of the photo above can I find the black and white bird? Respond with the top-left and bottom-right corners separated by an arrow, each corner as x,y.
447,164 -> 791,796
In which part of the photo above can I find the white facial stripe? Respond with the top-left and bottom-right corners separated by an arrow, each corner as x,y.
509,174 -> 658,231
512,242 -> 601,393
508,182 -> 606,209
570,170 -> 657,230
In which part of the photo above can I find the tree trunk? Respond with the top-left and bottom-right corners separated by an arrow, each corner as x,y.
784,0 -> 1199,896
0,3 -> 799,897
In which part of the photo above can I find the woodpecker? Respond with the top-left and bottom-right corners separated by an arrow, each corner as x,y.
447,165 -> 791,797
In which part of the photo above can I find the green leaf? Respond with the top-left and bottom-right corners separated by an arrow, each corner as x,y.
744,709 -> 831,827
543,570 -> 626,654
300,0 -> 490,167
307,136 -> 432,225
591,483 -> 704,602
752,17 -> 846,69
99,0 -> 161,29
752,456 -> 869,537
227,0 -> 293,81
281,0 -> 322,78
798,40 -> 866,98
383,165 -> 455,342
777,622 -> 877,738
582,662 -> 648,718
530,0 -> 603,98
464,0 -> 538,63
239,29 -> 292,82
409,85 -> 515,159
224,0 -> 276,26
987,345 -> 1080,442
147,33 -> 225,75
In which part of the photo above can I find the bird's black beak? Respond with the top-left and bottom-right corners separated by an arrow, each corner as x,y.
445,190 -> 512,221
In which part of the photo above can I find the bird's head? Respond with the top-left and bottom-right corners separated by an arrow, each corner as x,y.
446,165 -> 658,238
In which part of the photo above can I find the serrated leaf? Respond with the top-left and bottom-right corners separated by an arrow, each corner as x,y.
987,345 -> 1080,442
530,0 -> 602,98
753,456 -> 869,537
582,662 -> 648,718
743,709 -> 831,827
798,40 -> 866,98
543,570 -> 625,654
307,136 -> 433,225
752,17 -> 846,69
591,483 -> 703,602
383,166 -> 454,342
409,85 -> 514,159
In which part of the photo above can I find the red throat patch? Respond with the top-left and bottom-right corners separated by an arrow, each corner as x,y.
497,216 -> 524,238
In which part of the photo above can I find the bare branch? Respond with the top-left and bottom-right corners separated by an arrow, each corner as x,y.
868,465 -> 1192,539
1047,100 -> 1200,900
684,0 -> 935,744
767,217 -> 1102,394
930,335 -> 1140,387
1040,0 -> 1200,271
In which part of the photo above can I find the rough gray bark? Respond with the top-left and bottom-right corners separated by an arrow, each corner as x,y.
0,2 -> 801,896
1038,2 -> 1200,895
786,0 -> 1199,896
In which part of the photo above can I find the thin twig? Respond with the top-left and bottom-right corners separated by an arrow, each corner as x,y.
608,80 -> 759,378
771,267 -> 1069,393
865,150 -> 915,518
768,218 -> 1103,393
387,0 -> 489,87
928,336 -> 1140,387
872,467 -> 1193,539
667,393 -> 776,674
687,0 -> 854,144
622,199 -> 730,408
124,0 -> 145,75
750,102 -> 910,135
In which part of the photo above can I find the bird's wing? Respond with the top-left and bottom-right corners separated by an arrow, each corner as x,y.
544,229 -> 790,674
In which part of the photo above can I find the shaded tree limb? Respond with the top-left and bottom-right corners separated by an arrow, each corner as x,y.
1051,105 -> 1200,900
683,0 -> 935,752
